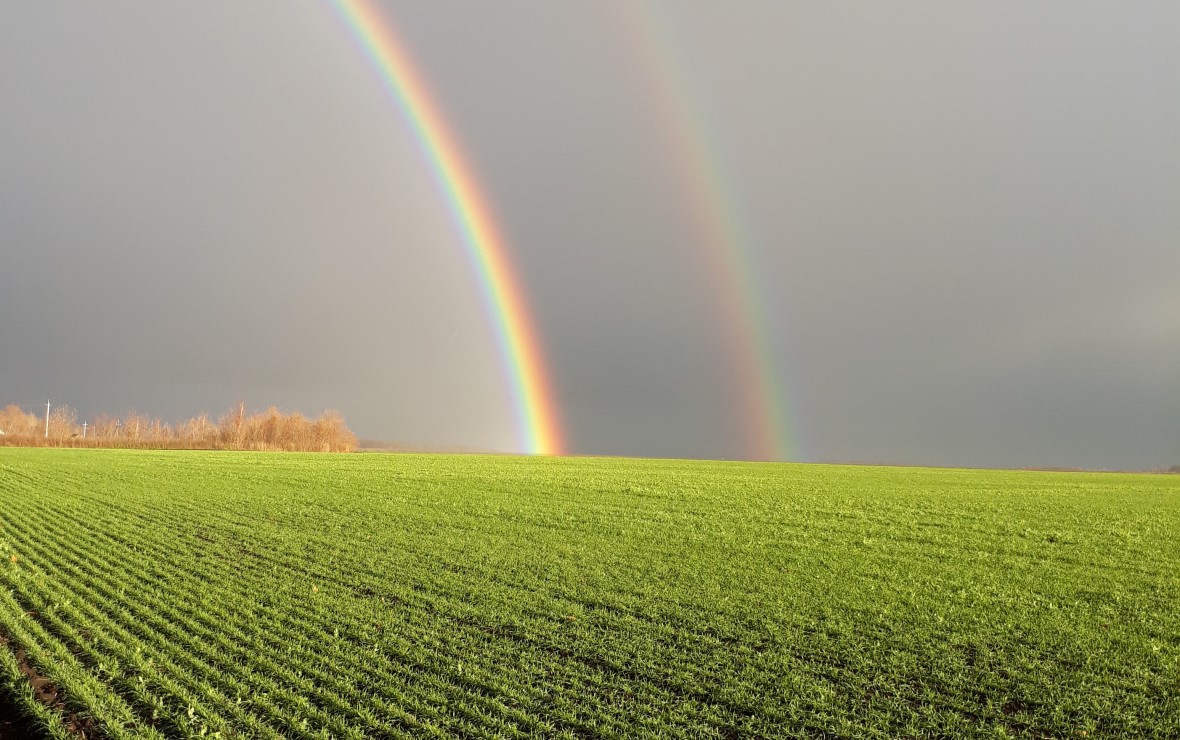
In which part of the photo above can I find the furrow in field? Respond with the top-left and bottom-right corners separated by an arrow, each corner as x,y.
3,569 -> 304,740
5,450 -> 1174,737
1,516 -> 275,737
0,503 -> 411,738
78,500 -> 745,731
9,488 -> 646,731
114,492 -> 777,680
2,498 -> 558,737
0,602 -> 80,740
11,486 -> 745,736
206,524 -> 798,727
2,473 -> 991,736
0,588 -> 167,740
33,474 -> 813,732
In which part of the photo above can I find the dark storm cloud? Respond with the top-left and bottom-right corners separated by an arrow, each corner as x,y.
2,1 -> 1176,467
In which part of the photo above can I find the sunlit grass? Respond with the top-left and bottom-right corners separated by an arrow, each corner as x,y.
1,449 -> 1176,737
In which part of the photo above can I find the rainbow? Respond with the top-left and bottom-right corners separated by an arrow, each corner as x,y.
328,0 -> 562,455
609,3 -> 794,461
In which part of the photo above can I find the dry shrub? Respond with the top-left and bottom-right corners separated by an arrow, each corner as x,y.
48,405 -> 78,443
0,402 -> 356,452
0,405 -> 39,437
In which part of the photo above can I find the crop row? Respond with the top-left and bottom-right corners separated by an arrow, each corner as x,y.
1,449 -> 1177,737
0,460 -> 794,736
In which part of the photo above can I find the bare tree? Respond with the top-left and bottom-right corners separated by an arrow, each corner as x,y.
48,405 -> 79,444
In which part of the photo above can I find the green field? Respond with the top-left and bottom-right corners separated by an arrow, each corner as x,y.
0,449 -> 1176,738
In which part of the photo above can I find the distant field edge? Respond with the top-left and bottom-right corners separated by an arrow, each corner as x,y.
3,445 -> 1173,475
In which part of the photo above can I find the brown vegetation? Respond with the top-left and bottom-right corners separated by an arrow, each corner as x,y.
0,402 -> 356,452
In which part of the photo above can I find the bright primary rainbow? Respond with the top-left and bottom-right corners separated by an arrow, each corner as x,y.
610,2 -> 794,461
328,0 -> 562,455
330,0 -> 792,460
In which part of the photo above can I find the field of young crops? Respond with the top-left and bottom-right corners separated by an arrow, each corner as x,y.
0,449 -> 1176,738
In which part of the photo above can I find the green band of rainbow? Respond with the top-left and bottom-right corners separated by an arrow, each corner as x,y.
329,0 -> 562,455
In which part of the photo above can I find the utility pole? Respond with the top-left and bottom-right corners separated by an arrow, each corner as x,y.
44,399 -> 51,439
82,421 -> 88,439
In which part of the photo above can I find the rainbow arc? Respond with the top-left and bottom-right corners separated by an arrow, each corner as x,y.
610,2 -> 793,461
329,0 -> 562,455
332,1 -> 795,461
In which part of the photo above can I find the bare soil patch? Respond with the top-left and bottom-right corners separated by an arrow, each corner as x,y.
0,628 -> 95,738
0,709 -> 41,740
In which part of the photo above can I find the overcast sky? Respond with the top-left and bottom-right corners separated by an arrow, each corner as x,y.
1,1 -> 1177,468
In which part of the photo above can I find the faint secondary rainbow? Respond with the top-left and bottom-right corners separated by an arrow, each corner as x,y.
328,0 -> 562,455
611,2 -> 794,461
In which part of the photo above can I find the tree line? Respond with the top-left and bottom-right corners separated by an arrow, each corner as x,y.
0,402 -> 356,452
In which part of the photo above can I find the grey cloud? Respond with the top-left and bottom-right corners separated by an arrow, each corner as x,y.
2,1 -> 1176,467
